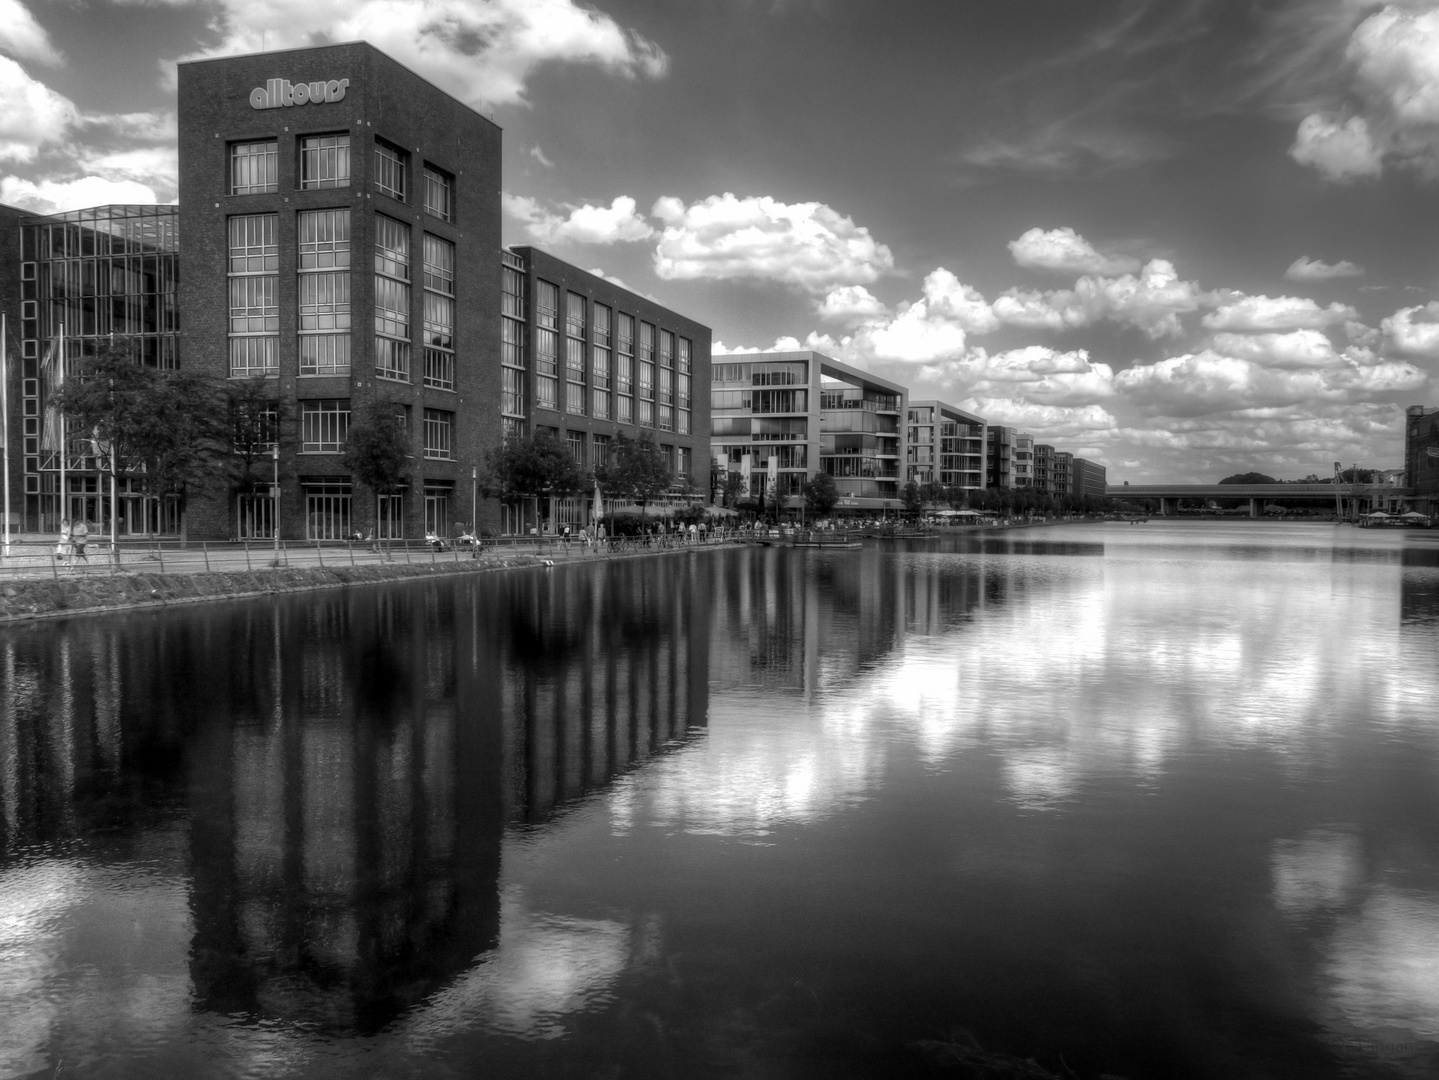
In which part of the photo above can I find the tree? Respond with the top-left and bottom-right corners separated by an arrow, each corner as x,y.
900,480 -> 924,516
481,431 -> 588,530
341,401 -> 410,538
803,471 -> 840,517
222,378 -> 291,496
596,433 -> 672,524
1219,472 -> 1278,485
719,471 -> 745,508
52,338 -> 227,539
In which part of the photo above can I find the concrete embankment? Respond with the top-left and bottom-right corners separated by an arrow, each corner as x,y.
0,555 -> 549,623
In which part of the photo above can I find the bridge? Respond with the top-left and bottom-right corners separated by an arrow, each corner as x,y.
1105,483 -> 1408,517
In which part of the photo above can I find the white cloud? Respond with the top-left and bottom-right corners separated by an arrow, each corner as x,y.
0,55 -> 77,162
1210,329 -> 1345,369
1008,226 -> 1140,276
1290,113 -> 1384,180
177,0 -> 668,109
1203,294 -> 1358,331
1382,301 -> 1439,357
586,267 -> 633,291
0,0 -> 63,66
816,285 -> 888,323
1286,256 -> 1364,281
960,399 -> 1118,434
651,192 -> 894,293
995,259 -> 1203,339
0,175 -> 162,214
504,193 -> 655,244
530,145 -> 555,168
949,346 -> 1117,407
1347,5 -> 1439,126
1114,349 -> 1424,417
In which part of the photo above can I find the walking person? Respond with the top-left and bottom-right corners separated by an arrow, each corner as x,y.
56,517 -> 73,566
71,518 -> 90,564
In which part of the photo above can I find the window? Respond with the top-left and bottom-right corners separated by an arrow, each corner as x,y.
592,433 -> 611,468
298,209 -> 351,376
565,430 -> 585,466
423,484 -> 451,536
228,214 -> 277,376
374,140 -> 407,201
305,482 -> 352,540
423,165 -> 453,221
301,134 -> 350,189
423,234 -> 455,390
375,215 -> 411,381
377,493 -> 403,539
502,366 -> 525,418
678,337 -> 692,374
536,280 -> 559,411
423,408 -> 453,459
566,291 -> 586,415
617,312 -> 634,425
301,399 -> 350,453
230,140 -> 277,195
638,323 -> 655,424
592,304 -> 611,419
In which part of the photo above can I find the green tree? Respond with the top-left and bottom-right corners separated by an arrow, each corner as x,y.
720,471 -> 745,508
803,471 -> 840,517
596,433 -> 672,524
482,431 -> 588,530
900,480 -> 924,516
52,338 -> 227,539
341,401 -> 410,539
222,378 -> 291,497
1219,472 -> 1278,485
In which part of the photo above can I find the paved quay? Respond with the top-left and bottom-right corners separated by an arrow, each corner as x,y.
0,534 -> 731,623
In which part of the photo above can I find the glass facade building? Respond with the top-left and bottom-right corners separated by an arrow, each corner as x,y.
16,204 -> 181,533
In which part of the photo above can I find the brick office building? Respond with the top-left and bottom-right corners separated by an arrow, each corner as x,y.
178,42 -> 502,541
500,247 -> 711,534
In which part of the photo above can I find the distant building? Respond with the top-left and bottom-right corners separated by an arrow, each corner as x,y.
710,350 -> 906,513
1012,431 -> 1034,487
1053,451 -> 1073,499
905,400 -> 985,491
1405,405 -> 1439,514
986,425 -> 1014,489
1033,443 -> 1054,494
1072,457 -> 1107,501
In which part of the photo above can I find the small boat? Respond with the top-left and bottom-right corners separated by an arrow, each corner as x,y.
794,541 -> 863,549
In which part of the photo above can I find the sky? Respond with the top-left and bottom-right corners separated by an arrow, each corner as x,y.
4,0 -> 1439,482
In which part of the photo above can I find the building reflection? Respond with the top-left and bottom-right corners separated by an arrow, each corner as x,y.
0,553 -> 711,1039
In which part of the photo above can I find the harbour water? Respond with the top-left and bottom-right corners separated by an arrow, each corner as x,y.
2,522 -> 1438,1078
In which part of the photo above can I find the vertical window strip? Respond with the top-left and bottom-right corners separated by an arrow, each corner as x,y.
374,141 -> 407,201
298,209 -> 351,376
375,214 -> 411,381
423,234 -> 455,390
423,166 -> 453,221
228,213 -> 278,376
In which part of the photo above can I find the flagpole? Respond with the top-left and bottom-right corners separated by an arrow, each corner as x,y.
1,312 -> 10,558
58,322 -> 66,533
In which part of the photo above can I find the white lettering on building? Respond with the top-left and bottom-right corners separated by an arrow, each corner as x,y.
250,78 -> 349,110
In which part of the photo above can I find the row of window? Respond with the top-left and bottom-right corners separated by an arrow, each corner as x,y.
227,210 -> 455,388
297,399 -> 454,458
240,485 -> 455,541
546,428 -> 692,478
230,135 -> 454,221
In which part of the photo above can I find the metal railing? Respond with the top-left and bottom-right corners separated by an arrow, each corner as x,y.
0,532 -> 743,581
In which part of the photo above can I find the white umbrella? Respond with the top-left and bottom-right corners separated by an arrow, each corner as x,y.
1363,510 -> 1389,519
591,481 -> 603,522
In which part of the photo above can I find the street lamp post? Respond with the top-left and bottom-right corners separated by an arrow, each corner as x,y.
471,466 -> 477,535
272,443 -> 280,552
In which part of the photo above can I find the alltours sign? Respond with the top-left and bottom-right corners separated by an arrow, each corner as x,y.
250,78 -> 349,110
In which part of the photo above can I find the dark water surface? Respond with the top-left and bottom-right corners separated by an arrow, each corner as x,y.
3,522 -> 1439,1079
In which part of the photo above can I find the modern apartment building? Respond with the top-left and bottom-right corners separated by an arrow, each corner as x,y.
906,400 -> 985,491
986,425 -> 1014,489
1012,431 -> 1034,487
710,350 -> 906,513
1033,443 -> 1054,494
501,246 -> 711,533
1053,451 -> 1073,498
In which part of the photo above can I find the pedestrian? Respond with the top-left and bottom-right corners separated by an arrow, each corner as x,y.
71,518 -> 90,563
56,517 -> 72,565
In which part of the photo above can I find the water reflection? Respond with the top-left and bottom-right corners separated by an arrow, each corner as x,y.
2,527 -> 1439,1078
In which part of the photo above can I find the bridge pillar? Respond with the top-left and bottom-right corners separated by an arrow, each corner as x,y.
1159,497 -> 1173,516
1249,498 -> 1261,519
